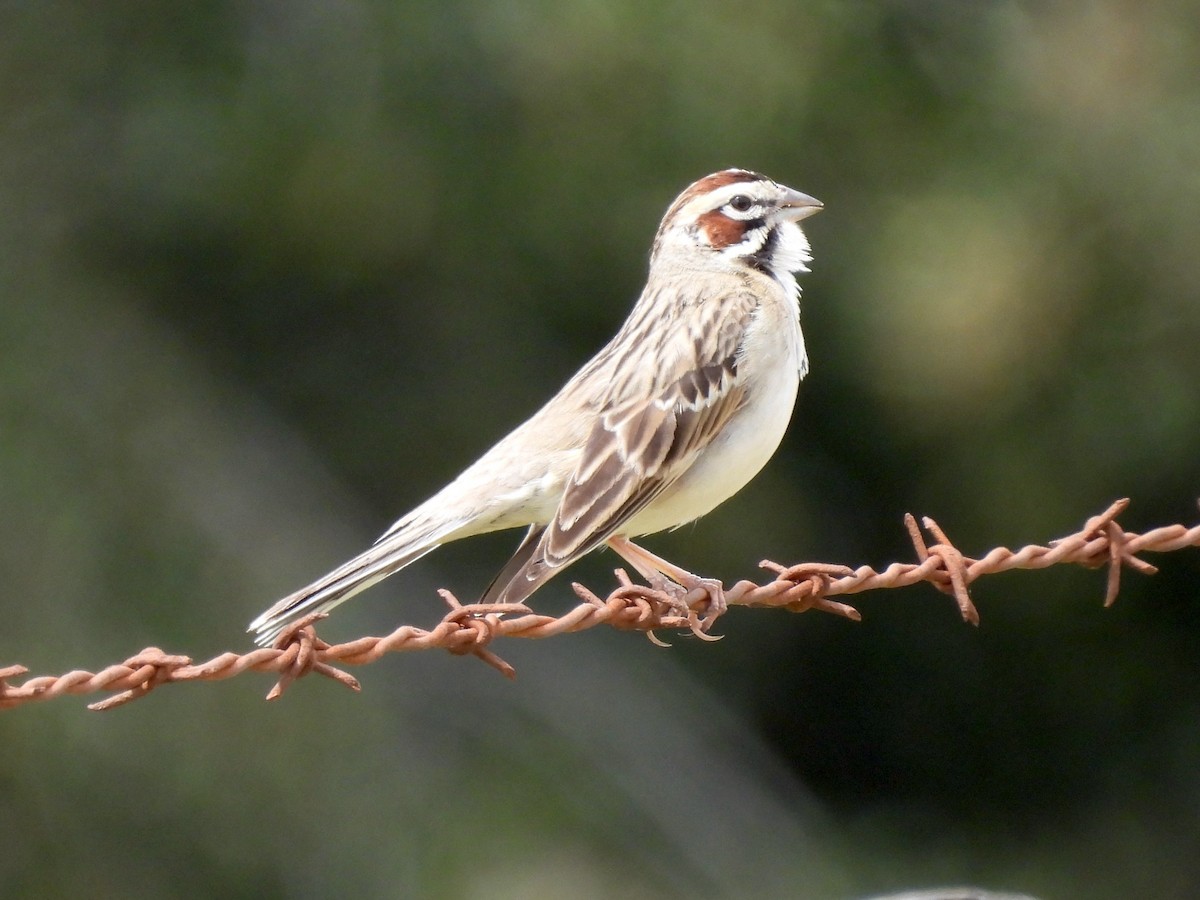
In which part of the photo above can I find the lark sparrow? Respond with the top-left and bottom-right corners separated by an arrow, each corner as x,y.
250,169 -> 821,645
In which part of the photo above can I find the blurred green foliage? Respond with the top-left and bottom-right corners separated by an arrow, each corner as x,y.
2,2 -> 1199,898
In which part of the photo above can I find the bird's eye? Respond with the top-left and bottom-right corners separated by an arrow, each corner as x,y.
728,194 -> 754,213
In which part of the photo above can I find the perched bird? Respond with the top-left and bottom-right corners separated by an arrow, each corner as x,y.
250,169 -> 821,646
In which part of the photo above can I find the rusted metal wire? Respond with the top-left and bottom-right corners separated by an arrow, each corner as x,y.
2,498 -> 1197,712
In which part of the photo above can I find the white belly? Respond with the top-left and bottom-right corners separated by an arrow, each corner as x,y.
623,304 -> 804,536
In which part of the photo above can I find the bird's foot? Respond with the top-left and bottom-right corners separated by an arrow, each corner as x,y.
646,571 -> 726,635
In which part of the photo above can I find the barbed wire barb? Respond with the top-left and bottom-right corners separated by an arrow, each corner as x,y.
2,497 -> 1198,713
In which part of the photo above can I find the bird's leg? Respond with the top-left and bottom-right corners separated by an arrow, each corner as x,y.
606,536 -> 726,629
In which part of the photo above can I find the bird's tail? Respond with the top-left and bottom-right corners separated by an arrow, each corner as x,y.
247,511 -> 466,647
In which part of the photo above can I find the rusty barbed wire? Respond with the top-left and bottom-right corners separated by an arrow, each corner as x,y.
2,498 -> 1197,713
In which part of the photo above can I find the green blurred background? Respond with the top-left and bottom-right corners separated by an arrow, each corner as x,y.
3,2 -> 1199,897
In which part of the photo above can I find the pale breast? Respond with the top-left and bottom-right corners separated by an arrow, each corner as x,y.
623,292 -> 804,536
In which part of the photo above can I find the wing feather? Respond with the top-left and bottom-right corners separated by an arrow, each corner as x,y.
482,288 -> 759,605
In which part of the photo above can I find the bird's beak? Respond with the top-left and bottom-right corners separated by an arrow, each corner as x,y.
779,187 -> 823,221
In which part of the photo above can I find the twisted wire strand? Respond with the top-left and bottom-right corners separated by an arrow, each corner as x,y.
2,498 -> 1197,712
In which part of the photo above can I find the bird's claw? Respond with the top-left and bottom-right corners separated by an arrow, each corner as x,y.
645,572 -> 726,634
